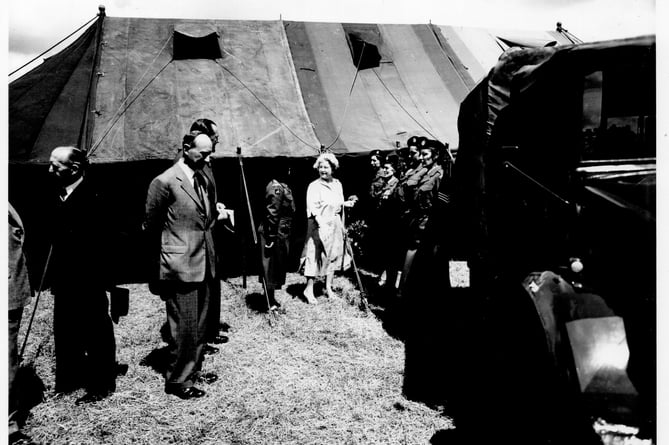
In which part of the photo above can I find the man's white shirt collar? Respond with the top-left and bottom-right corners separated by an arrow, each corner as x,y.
62,175 -> 84,201
177,158 -> 196,186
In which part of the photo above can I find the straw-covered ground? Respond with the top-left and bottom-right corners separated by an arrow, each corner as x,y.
18,273 -> 454,444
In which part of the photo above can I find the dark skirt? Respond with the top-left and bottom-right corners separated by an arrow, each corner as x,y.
259,232 -> 290,288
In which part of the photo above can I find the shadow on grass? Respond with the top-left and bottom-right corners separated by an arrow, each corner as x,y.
343,269 -> 408,341
285,281 -> 326,303
245,292 -> 274,313
16,363 -> 46,411
139,346 -> 171,376
430,429 -> 461,444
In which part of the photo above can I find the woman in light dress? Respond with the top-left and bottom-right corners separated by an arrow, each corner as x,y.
300,153 -> 357,304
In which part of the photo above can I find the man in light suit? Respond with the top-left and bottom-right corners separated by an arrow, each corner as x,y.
164,119 -> 230,356
143,132 -> 231,399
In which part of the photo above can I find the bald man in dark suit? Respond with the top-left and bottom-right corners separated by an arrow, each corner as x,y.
47,146 -> 117,405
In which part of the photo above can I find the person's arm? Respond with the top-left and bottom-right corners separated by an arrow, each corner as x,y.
413,172 -> 442,243
306,182 -> 326,225
142,177 -> 169,236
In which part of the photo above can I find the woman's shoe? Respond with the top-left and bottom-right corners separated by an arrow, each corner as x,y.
303,291 -> 318,304
378,271 -> 387,287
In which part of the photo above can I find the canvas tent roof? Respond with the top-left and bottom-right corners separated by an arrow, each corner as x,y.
9,15 -> 574,164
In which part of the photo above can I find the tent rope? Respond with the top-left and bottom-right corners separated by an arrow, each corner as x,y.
370,67 -> 437,140
9,15 -> 99,77
371,68 -> 455,162
214,59 -> 321,153
87,35 -> 173,158
321,42 -> 366,151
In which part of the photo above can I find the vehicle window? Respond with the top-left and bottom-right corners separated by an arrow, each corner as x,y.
581,67 -> 655,161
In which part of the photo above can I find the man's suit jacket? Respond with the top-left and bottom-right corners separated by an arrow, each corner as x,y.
48,177 -> 112,293
8,203 -> 32,311
144,163 -> 218,284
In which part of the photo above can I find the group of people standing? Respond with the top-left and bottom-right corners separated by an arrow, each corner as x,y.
366,136 -> 448,296
7,121 -> 440,444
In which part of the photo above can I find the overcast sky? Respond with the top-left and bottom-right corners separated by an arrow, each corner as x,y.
5,0 -> 656,79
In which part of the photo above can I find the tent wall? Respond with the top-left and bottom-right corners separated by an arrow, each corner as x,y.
9,24 -> 98,162
91,18 -> 321,162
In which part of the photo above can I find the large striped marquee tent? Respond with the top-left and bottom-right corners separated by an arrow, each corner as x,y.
9,10 -> 576,164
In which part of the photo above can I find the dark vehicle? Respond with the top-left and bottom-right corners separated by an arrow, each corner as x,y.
402,36 -> 655,444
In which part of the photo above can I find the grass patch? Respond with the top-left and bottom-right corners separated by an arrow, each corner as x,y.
18,273 -> 453,444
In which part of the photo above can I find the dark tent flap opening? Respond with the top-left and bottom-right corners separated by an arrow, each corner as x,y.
173,24 -> 222,60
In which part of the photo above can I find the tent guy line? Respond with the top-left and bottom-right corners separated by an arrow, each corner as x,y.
88,35 -> 174,159
214,59 -> 322,153
371,67 -> 437,141
8,14 -> 99,77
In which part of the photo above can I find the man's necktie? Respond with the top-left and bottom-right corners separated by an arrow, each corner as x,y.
193,172 -> 210,215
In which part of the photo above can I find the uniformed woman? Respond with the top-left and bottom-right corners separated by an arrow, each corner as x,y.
373,154 -> 401,286
366,150 -> 386,268
368,149 -> 385,204
384,136 -> 427,292
258,163 -> 296,311
398,139 -> 444,291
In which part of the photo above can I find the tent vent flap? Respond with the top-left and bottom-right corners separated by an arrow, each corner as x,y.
343,24 -> 387,70
173,24 -> 222,60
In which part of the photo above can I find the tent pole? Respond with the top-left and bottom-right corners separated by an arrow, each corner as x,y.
238,149 -> 247,288
78,5 -> 107,153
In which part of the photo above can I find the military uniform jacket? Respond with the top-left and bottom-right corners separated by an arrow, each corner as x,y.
258,180 -> 295,287
369,172 -> 386,206
393,166 -> 428,212
258,180 -> 295,244
405,164 -> 443,244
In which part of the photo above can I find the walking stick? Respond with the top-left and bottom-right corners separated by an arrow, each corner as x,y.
19,244 -> 53,361
237,147 -> 277,325
341,206 -> 369,312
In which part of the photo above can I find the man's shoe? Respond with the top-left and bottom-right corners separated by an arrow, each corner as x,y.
54,382 -> 82,394
115,362 -> 129,376
196,372 -> 218,384
9,431 -> 36,445
211,334 -> 229,344
75,390 -> 112,405
203,344 -> 219,355
165,386 -> 206,400
270,304 -> 286,314
218,322 -> 231,333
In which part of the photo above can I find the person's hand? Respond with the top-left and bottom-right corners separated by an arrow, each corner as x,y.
216,202 -> 227,218
265,241 -> 275,249
216,203 -> 234,222
344,195 -> 358,208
